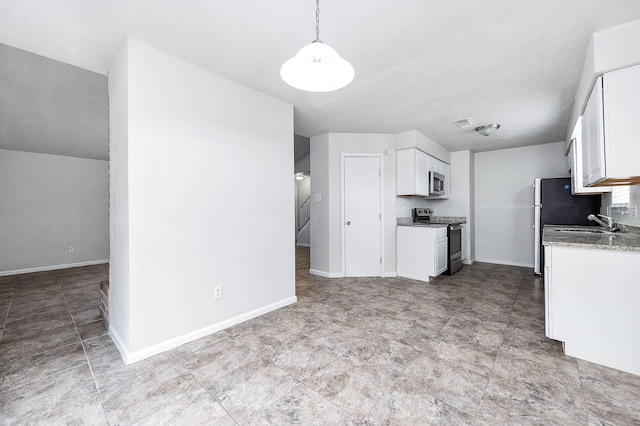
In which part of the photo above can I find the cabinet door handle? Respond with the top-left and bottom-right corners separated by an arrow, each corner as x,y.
346,221 -> 351,225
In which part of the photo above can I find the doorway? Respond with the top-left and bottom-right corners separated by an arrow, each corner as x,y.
342,154 -> 383,277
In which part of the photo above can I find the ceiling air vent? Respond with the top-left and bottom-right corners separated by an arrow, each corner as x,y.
452,118 -> 475,128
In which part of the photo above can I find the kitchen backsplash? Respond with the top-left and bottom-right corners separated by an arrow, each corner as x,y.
602,184 -> 640,227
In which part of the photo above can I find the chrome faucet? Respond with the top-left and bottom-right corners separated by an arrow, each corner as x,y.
587,214 -> 618,232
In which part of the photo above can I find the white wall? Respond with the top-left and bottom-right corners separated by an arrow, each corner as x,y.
475,142 -> 568,267
0,149 -> 109,274
310,131 -> 450,277
425,150 -> 476,262
109,39 -> 295,362
310,133 -> 398,277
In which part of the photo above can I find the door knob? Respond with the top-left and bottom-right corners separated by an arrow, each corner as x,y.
346,221 -> 351,225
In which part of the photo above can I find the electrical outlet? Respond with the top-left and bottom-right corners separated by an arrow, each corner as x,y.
68,246 -> 74,253
214,286 -> 223,300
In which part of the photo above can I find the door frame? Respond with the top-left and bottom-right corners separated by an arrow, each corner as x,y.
340,153 -> 385,277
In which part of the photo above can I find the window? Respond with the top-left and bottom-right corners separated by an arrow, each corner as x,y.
611,186 -> 631,206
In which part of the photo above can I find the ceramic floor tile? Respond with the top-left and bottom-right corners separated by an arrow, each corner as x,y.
1,312 -> 75,340
83,333 -> 121,363
0,364 -> 105,425
420,339 -> 498,377
0,324 -> 79,361
578,359 -> 640,422
266,335 -> 343,381
3,301 -> 70,324
0,342 -> 87,391
401,353 -> 489,415
102,370 -> 202,425
436,316 -> 506,350
485,350 -> 585,416
260,385 -> 357,425
132,386 -> 237,425
91,351 -> 187,392
303,356 -> 396,421
345,336 -> 423,377
1,253 -> 639,424
478,393 -> 588,426
208,357 -> 300,424
76,319 -> 108,341
178,336 -> 263,388
363,381 -> 477,426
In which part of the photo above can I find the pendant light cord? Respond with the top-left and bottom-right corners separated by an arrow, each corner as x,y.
314,0 -> 321,42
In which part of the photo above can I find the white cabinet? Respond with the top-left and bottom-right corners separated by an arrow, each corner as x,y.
581,64 -> 640,187
435,237 -> 448,275
569,136 -> 610,195
544,244 -> 640,375
397,226 -> 448,282
397,148 -> 429,196
581,76 -> 606,187
397,148 -> 451,198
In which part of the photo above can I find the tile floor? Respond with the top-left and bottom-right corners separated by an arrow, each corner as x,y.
1,248 -> 640,424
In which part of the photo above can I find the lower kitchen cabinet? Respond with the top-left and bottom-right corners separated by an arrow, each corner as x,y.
397,226 -> 448,282
544,244 -> 640,375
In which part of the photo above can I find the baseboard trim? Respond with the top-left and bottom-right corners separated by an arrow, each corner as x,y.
474,258 -> 533,268
0,259 -> 109,277
383,272 -> 398,278
110,296 -> 298,365
309,269 -> 344,278
296,243 -> 310,248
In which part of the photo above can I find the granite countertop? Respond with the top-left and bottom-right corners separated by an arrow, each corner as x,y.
397,216 -> 466,228
543,225 -> 640,252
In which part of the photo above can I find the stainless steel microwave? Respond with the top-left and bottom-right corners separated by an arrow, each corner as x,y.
429,171 -> 445,196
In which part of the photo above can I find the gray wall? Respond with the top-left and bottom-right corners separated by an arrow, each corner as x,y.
474,142 -> 568,267
0,149 -> 109,274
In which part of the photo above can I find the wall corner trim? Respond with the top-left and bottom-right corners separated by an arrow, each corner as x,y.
110,296 -> 298,365
309,269 -> 344,278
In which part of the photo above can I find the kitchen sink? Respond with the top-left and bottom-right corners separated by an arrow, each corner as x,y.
554,227 -> 616,234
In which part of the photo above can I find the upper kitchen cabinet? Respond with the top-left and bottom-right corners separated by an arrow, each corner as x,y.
581,64 -> 640,187
397,148 -> 451,198
568,119 -> 610,195
397,148 -> 429,196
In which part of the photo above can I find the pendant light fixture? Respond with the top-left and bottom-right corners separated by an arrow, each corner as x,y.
280,0 -> 354,92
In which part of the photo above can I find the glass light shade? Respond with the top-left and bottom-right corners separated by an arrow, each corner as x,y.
281,41 -> 354,92
475,124 -> 501,136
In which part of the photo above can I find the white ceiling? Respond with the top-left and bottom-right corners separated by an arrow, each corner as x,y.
2,0 -> 640,159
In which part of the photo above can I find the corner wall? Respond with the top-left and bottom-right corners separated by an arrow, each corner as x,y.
109,39 -> 295,362
474,142 -> 568,267
0,149 -> 109,274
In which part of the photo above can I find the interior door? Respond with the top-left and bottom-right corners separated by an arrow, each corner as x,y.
343,155 -> 382,277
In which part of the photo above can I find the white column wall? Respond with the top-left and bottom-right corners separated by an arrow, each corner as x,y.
109,39 -> 295,362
